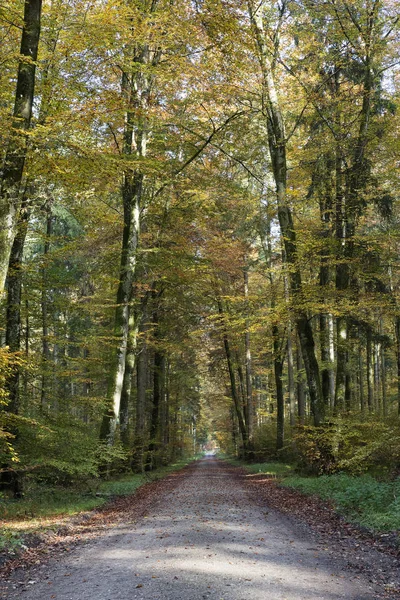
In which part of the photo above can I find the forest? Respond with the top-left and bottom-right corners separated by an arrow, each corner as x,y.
0,0 -> 399,505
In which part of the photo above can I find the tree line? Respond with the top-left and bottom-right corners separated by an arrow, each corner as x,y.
0,0 -> 399,496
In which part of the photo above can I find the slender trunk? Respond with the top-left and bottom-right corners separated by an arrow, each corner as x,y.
243,265 -> 254,450
41,203 -> 53,411
263,211 -> 286,443
328,314 -> 335,406
23,295 -> 29,401
358,343 -> 365,412
218,300 -> 248,453
335,142 -> 347,413
230,406 -> 238,456
236,352 -> 247,411
366,328 -> 374,412
296,316 -> 323,424
273,325 -> 284,450
287,325 -> 296,426
345,353 -> 352,411
120,287 -> 150,449
131,313 -> 148,472
374,340 -> 381,414
5,200 -> 31,414
159,355 -> 167,459
2,198 -> 31,497
161,359 -> 170,462
320,313 -> 331,408
283,267 -> 296,427
0,0 -> 42,292
249,1 -> 323,425
147,348 -> 163,470
334,317 -> 347,413
381,344 -> 387,418
318,162 -> 334,408
296,343 -> 306,424
119,314 -> 137,450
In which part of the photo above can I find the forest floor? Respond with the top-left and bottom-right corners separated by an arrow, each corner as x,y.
0,457 -> 399,600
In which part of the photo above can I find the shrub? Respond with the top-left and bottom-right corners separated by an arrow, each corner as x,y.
292,417 -> 400,476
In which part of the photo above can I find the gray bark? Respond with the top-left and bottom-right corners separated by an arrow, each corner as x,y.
5,198 -> 31,415
249,0 -> 324,426
131,312 -> 149,473
100,40 -> 155,443
287,325 -> 296,427
0,0 -> 42,293
273,324 -> 284,450
296,343 -> 306,424
243,266 -> 254,449
366,328 -> 374,412
40,203 -> 53,411
218,299 -> 249,455
1,196 -> 31,497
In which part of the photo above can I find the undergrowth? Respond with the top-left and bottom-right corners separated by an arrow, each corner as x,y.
233,458 -> 400,533
228,459 -> 295,478
0,459 -> 192,553
282,473 -> 400,532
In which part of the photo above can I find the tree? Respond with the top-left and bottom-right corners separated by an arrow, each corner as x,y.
248,0 -> 324,425
0,0 -> 43,293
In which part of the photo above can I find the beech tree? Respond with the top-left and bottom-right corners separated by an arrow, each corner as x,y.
0,0 -> 399,491
0,0 -> 42,293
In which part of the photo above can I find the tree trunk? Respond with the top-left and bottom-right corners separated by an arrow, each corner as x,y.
2,198 -> 31,497
366,328 -> 374,412
119,314 -> 137,450
328,314 -> 335,406
160,358 -> 170,463
358,343 -> 365,412
0,0 -> 42,293
273,324 -> 284,450
381,344 -> 387,417
243,265 -> 254,452
317,157 -> 335,409
296,343 -> 306,424
249,1 -> 323,425
287,325 -> 296,426
40,203 -> 53,411
100,60 -> 148,444
100,174 -> 141,444
235,351 -> 247,411
217,300 -> 248,454
131,313 -> 148,472
5,200 -> 31,413
374,339 -> 381,414
345,354 -> 352,412
147,348 -> 163,470
320,313 -> 331,408
334,316 -> 347,413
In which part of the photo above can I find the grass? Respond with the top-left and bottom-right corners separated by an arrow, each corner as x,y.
97,460 -> 191,497
228,457 -> 400,533
282,473 -> 400,532
227,458 -> 296,478
0,492 -> 104,522
0,458 -> 193,552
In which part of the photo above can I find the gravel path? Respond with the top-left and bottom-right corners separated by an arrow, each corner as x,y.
2,458 -> 393,599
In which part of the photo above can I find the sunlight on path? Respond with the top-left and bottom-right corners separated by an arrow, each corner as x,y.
5,459 -> 378,600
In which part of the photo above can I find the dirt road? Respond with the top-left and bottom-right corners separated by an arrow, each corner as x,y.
3,458 -> 399,599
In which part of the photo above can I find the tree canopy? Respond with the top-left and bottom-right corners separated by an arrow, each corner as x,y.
0,0 -> 399,494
